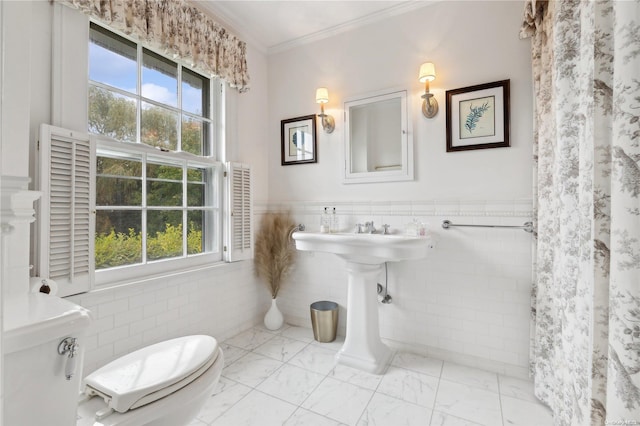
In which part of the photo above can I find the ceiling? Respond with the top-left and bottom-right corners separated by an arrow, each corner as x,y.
193,1 -> 434,54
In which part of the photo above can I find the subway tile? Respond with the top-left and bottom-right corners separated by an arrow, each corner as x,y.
112,284 -> 144,300
155,285 -> 179,301
114,334 -> 143,356
143,325 -> 167,344
113,307 -> 143,327
80,290 -> 115,306
129,316 -> 156,335
143,300 -> 168,318
98,325 -> 129,346
129,291 -> 155,309
85,343 -> 114,367
97,298 -> 129,318
168,293 -> 190,310
88,315 -> 114,335
156,308 -> 180,325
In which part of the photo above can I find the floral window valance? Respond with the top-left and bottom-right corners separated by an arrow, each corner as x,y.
59,0 -> 250,92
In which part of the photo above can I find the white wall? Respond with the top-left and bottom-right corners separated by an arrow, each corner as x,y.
267,1 -> 534,378
267,1 -> 532,202
231,44 -> 270,205
1,1 -> 32,178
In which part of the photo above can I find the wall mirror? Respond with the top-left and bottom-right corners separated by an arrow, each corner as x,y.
343,89 -> 413,184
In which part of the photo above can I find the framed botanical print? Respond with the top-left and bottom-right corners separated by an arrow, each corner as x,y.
446,80 -> 510,152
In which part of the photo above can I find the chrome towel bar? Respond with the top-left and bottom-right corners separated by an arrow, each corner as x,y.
442,220 -> 534,233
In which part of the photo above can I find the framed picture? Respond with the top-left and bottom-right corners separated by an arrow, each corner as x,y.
445,79 -> 510,152
281,115 -> 317,165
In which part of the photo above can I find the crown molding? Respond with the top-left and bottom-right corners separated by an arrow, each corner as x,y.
268,1 -> 438,55
191,1 -> 439,56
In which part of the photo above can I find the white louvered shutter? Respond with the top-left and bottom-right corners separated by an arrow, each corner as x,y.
37,124 -> 95,296
225,162 -> 253,262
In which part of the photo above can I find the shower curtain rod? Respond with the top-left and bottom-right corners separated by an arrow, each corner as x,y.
441,220 -> 534,233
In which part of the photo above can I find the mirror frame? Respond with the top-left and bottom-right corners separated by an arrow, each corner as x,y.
343,88 -> 413,184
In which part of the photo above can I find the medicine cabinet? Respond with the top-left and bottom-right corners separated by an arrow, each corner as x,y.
343,89 -> 413,184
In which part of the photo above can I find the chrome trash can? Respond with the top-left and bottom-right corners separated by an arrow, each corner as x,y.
310,301 -> 338,343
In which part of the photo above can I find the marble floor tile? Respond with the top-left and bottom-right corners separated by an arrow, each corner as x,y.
223,328 -> 276,350
195,327 -> 558,426
310,335 -> 346,352
254,323 -> 291,335
221,352 -> 283,387
253,335 -> 309,362
429,410 -> 484,426
328,364 -> 384,391
288,344 -> 338,375
434,379 -> 502,425
281,325 -> 316,343
257,364 -> 325,405
195,377 -> 252,423
376,366 -> 439,407
501,395 -> 553,426
391,352 -> 444,378
219,342 -> 249,366
211,390 -> 297,426
357,392 -> 432,426
441,362 -> 499,393
302,377 -> 374,425
284,408 -> 347,426
498,375 -> 539,403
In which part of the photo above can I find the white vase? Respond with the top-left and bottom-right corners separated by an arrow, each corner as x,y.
264,298 -> 284,330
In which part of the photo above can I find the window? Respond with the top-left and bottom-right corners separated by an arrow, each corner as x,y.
88,23 -> 221,278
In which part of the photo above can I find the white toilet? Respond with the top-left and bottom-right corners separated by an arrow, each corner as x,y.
2,293 -> 223,426
77,335 -> 224,426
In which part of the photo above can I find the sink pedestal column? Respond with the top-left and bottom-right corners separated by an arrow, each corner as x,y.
336,262 -> 391,375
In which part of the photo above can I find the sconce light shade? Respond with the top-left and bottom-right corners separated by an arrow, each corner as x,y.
419,62 -> 438,118
316,87 -> 335,133
418,62 -> 436,83
316,87 -> 329,104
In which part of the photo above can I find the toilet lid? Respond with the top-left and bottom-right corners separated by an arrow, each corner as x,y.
83,335 -> 219,414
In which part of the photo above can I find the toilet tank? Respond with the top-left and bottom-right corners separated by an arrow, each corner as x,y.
3,293 -> 92,425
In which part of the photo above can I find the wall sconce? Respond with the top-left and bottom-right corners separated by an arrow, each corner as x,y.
418,62 -> 438,118
316,87 -> 335,133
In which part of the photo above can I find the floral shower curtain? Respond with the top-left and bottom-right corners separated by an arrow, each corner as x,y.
521,0 -> 640,424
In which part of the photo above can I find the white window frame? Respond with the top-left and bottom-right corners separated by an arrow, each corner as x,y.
94,137 -> 223,287
88,22 -> 226,287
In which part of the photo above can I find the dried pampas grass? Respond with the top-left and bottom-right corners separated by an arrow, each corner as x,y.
254,212 -> 297,299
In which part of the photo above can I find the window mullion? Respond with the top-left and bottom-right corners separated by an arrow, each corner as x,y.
136,44 -> 142,145
141,152 -> 148,264
177,66 -> 183,153
182,161 -> 188,257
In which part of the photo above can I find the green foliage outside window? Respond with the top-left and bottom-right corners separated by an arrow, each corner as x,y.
95,223 -> 203,269
88,29 -> 213,271
88,86 -> 206,154
90,84 -> 210,270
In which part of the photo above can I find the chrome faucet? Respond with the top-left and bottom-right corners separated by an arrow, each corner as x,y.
354,223 -> 364,233
365,221 -> 376,234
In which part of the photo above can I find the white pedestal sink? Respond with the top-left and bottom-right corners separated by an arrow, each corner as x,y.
292,232 -> 433,374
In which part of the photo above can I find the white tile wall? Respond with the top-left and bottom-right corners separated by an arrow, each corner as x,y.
266,199 -> 533,379
67,261 -> 268,375
63,198 -> 532,379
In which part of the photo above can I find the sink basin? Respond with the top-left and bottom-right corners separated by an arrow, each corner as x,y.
292,231 -> 433,374
292,232 -> 432,264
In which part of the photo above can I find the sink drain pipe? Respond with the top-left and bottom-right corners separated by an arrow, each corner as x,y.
377,262 -> 392,304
